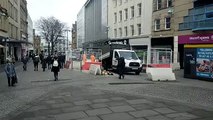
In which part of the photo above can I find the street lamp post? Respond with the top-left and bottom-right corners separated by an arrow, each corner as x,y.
2,38 -> 9,61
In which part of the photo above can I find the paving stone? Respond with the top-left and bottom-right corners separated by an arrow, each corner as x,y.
52,95 -> 64,99
110,97 -> 126,101
27,105 -> 49,112
127,99 -> 152,105
50,103 -> 73,108
90,103 -> 108,109
92,99 -> 110,103
168,106 -> 193,112
146,115 -> 172,120
135,118 -> 146,120
129,110 -> 159,118
100,113 -> 134,120
148,103 -> 168,108
131,104 -> 154,110
107,101 -> 128,107
74,100 -> 92,105
23,116 -> 55,120
34,109 -> 62,116
86,108 -> 112,116
109,105 -> 135,112
188,109 -> 213,118
44,100 -> 57,104
62,105 -> 91,113
54,111 -> 87,120
154,107 -> 176,114
78,116 -> 101,120
166,112 -> 198,119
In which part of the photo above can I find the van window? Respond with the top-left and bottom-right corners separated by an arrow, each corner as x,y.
118,51 -> 138,60
114,51 -> 119,59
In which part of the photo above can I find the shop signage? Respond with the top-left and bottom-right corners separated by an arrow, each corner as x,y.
196,48 -> 213,79
178,34 -> 213,44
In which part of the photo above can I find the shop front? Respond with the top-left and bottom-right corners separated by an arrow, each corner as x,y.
178,33 -> 213,81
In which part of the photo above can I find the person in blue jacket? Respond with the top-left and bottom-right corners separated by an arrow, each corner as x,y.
4,58 -> 17,87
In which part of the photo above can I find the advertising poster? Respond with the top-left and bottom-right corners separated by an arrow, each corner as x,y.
196,48 -> 213,79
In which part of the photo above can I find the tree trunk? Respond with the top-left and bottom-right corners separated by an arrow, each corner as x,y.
51,41 -> 54,55
48,42 -> 50,56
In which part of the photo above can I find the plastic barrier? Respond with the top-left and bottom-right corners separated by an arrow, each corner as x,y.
146,68 -> 176,81
89,64 -> 101,75
81,62 -> 102,70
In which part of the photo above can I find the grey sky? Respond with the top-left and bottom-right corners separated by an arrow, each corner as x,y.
27,0 -> 87,28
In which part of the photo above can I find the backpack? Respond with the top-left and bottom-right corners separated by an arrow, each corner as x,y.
53,60 -> 59,67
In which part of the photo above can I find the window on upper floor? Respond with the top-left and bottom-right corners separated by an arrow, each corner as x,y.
119,0 -> 122,5
154,19 -> 160,31
167,0 -> 172,7
157,0 -> 162,10
119,11 -> 122,21
113,0 -> 117,7
124,8 -> 128,20
130,25 -> 134,36
165,17 -> 171,29
137,24 -> 141,35
114,12 -> 117,23
114,29 -> 117,37
131,6 -> 134,18
119,28 -> 122,37
124,26 -> 128,36
137,3 -> 142,16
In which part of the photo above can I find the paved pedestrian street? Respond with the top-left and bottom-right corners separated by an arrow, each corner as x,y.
0,62 -> 213,120
4,86 -> 213,120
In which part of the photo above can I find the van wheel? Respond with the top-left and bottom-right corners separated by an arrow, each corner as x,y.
135,71 -> 140,75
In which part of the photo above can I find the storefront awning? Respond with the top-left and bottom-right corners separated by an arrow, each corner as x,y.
7,40 -> 33,45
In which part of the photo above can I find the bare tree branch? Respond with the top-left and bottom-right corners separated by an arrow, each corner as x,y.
36,17 -> 66,55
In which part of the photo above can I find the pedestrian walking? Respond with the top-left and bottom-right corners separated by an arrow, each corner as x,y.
117,57 -> 125,79
42,56 -> 47,72
4,59 -> 17,87
58,54 -> 63,69
47,55 -> 52,70
22,55 -> 28,71
33,55 -> 40,71
51,56 -> 60,81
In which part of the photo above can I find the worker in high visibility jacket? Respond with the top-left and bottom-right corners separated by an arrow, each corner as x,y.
90,53 -> 96,63
82,53 -> 87,65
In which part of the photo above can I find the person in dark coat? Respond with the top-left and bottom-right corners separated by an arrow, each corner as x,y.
47,55 -> 52,70
51,56 -> 60,81
42,56 -> 47,72
58,54 -> 63,69
33,55 -> 40,71
4,59 -> 17,86
22,55 -> 28,71
117,57 -> 125,79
